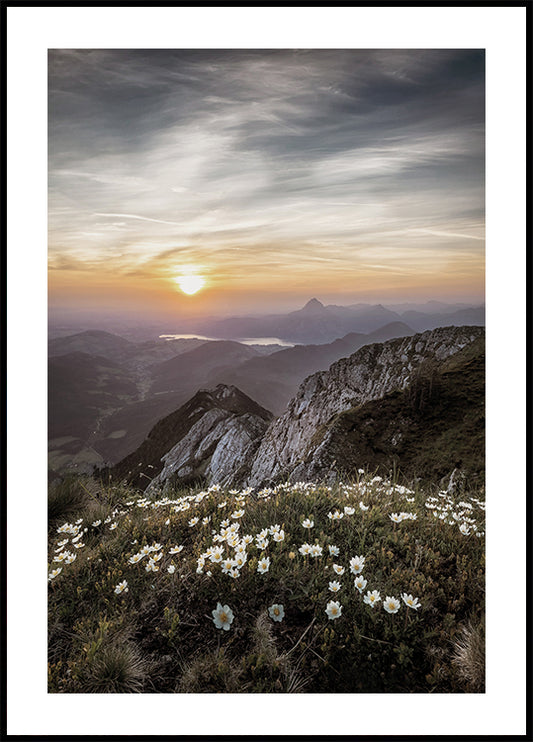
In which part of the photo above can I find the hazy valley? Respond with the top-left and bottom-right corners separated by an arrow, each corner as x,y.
49,298 -> 485,493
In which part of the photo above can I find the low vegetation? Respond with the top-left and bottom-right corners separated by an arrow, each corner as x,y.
48,471 -> 485,693
320,337 -> 485,488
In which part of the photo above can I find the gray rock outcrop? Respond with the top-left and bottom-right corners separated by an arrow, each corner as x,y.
110,384 -> 272,491
246,326 -> 484,486
148,407 -> 269,490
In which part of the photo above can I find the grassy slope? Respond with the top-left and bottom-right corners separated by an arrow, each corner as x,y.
48,473 -> 485,694
314,338 -> 484,487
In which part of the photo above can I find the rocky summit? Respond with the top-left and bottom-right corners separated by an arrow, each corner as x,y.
110,384 -> 272,491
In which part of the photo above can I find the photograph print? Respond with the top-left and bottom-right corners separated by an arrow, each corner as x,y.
47,48 -> 486,695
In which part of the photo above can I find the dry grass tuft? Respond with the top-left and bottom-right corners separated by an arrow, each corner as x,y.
48,476 -> 90,526
252,612 -> 278,663
79,643 -> 148,693
452,619 -> 485,692
177,648 -> 241,693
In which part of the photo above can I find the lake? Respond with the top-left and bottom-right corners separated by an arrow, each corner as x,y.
159,334 -> 296,347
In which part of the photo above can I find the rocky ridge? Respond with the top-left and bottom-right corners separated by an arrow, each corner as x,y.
247,326 -> 484,486
280,336 -> 485,487
110,384 -> 272,491
148,407 -> 268,491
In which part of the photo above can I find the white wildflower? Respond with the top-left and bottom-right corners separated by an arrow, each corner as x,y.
325,601 -> 342,620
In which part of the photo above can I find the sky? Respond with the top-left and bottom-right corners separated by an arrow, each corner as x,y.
48,49 -> 485,321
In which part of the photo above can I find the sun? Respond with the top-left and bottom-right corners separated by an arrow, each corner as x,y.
174,274 -> 206,295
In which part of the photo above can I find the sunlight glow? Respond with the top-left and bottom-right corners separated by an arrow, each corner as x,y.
175,274 -> 206,295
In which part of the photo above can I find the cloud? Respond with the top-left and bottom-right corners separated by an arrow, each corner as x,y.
48,49 -> 485,302
94,213 -> 180,226
408,228 -> 485,242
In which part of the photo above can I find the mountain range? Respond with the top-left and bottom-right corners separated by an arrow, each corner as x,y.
48,299 -> 484,478
108,325 -> 484,492
149,321 -> 414,415
48,319 -> 415,471
195,298 -> 484,344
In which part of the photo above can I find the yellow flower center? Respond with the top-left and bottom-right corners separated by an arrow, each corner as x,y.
220,612 -> 227,623
274,608 -> 280,616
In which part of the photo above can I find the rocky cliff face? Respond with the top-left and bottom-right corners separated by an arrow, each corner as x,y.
110,384 -> 272,491
246,326 -> 484,486
279,336 -> 485,487
148,407 -> 268,491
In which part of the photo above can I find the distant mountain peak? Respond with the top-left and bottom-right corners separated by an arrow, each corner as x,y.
301,298 -> 325,313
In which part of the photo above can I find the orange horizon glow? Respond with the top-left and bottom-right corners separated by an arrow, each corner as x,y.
48,50 -> 485,321
48,259 -> 485,319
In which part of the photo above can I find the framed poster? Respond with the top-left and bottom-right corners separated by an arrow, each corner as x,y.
5,4 -> 528,738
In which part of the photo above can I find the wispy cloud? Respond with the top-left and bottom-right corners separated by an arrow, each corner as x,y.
94,213 -> 180,226
408,228 -> 485,241
48,49 -> 485,307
